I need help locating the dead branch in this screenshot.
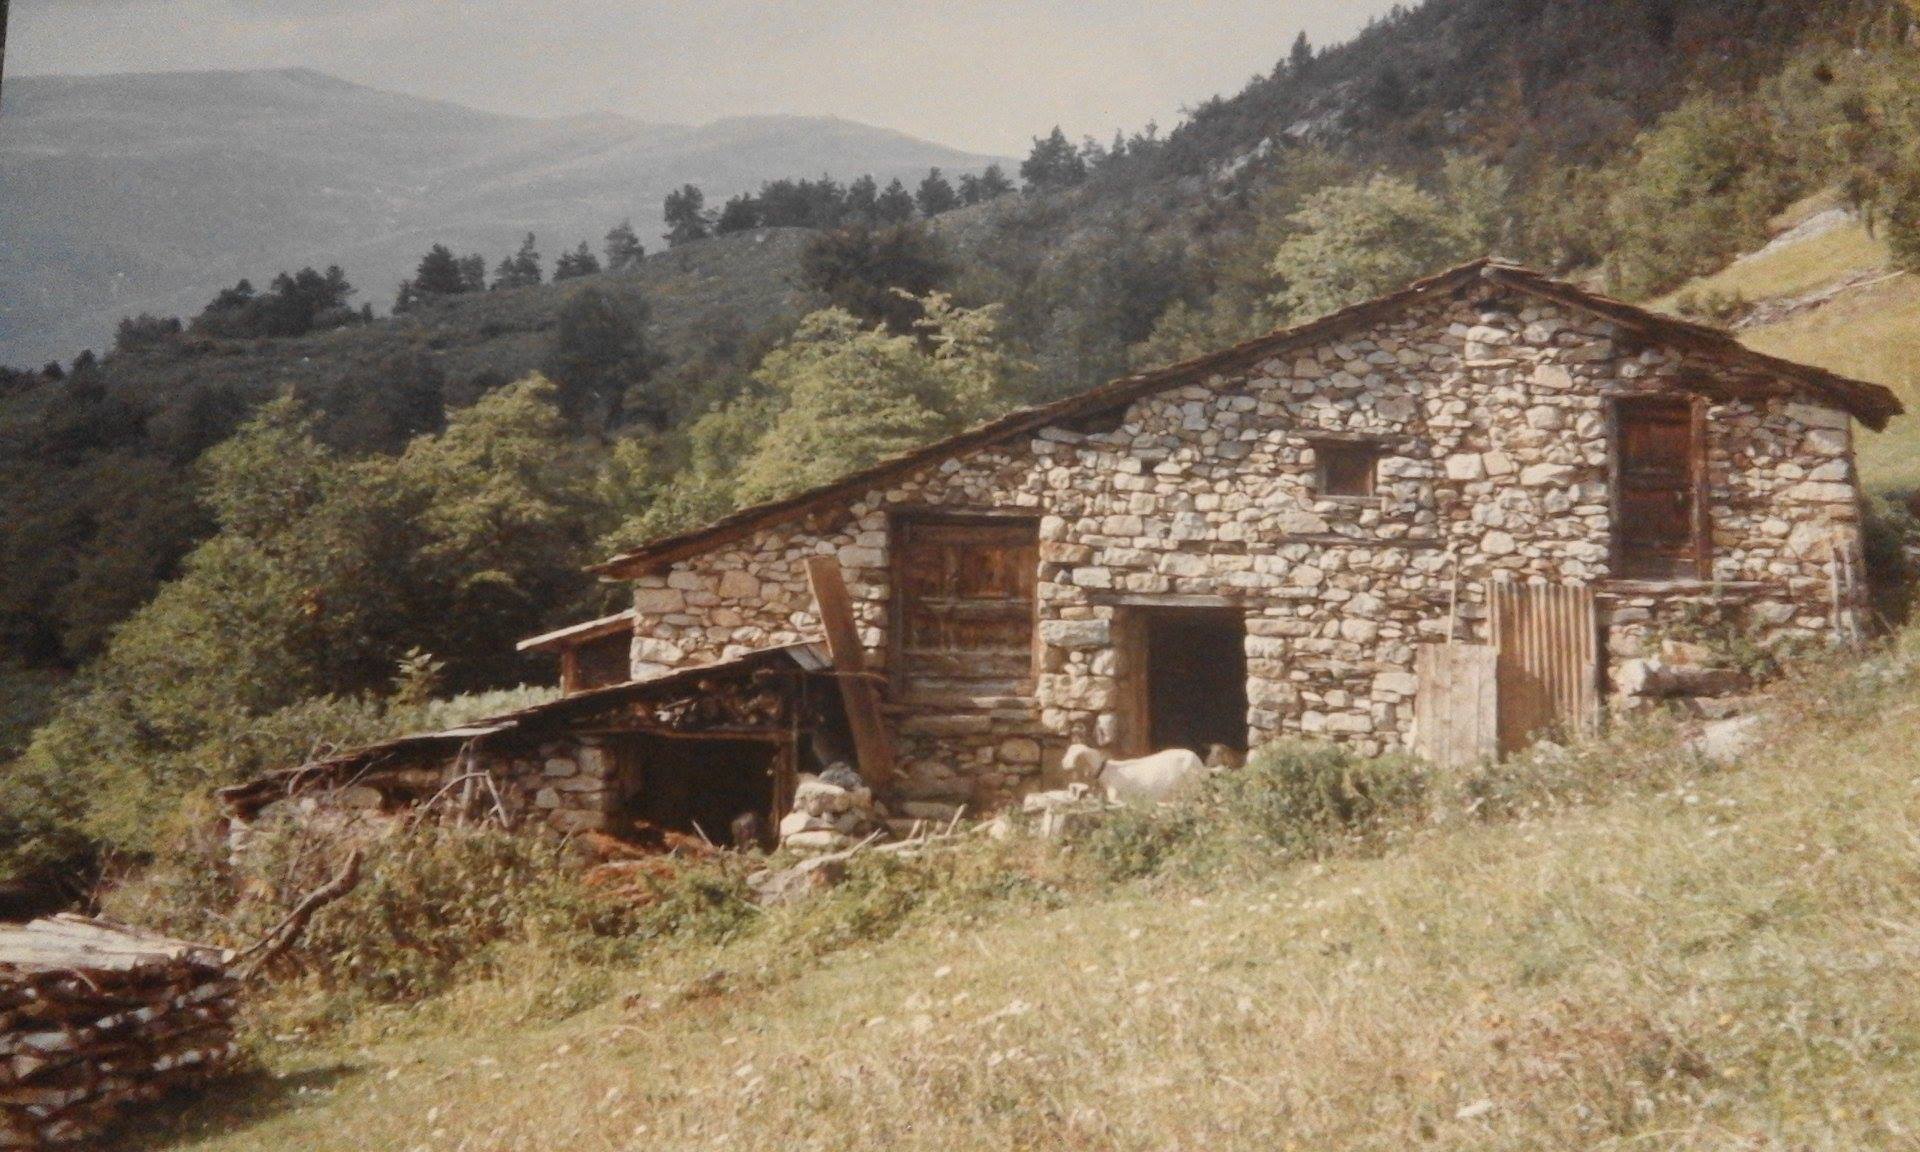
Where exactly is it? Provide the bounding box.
[233,848,363,981]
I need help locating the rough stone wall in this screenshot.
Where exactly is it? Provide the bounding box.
[265,736,617,837]
[626,286,1865,808]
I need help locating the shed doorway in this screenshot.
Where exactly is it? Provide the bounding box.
[611,735,784,850]
[1122,607,1250,757]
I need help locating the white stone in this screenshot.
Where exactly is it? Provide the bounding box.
[1785,402,1850,431]
[1041,619,1111,650]
[780,810,835,837]
[639,642,697,679]
[1520,463,1576,486]
[633,587,686,613]
[1372,671,1419,697]
[718,570,761,599]
[1274,510,1331,534]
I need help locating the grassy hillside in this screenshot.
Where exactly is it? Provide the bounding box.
[114,647,1920,1151]
[1657,198,1920,491]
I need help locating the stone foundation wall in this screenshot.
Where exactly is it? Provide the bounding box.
[626,285,1865,808]
[260,736,618,838]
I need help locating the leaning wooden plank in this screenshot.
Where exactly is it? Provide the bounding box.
[804,556,896,788]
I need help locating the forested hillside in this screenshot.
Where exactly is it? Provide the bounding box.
[0,67,1009,366]
[6,0,1920,895]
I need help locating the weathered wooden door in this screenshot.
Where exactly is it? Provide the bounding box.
[893,518,1039,699]
[1615,397,1704,579]
[1489,582,1600,755]
[1412,643,1499,769]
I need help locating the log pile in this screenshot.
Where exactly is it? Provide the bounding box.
[0,916,238,1148]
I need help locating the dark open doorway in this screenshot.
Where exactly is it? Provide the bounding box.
[611,735,781,849]
[1132,607,1250,756]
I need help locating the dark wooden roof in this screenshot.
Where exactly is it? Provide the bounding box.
[516,610,636,654]
[593,259,1902,579]
[217,641,830,818]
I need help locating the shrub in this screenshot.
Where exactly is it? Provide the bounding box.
[1074,741,1427,881]
[1208,740,1428,855]
[1449,717,1695,822]
[1073,803,1203,881]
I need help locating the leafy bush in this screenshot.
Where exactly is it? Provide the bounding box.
[1670,288,1749,326]
[1209,740,1428,855]
[1448,717,1695,822]
[1074,804,1203,881]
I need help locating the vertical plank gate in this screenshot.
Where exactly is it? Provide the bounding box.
[1412,643,1499,769]
[1489,582,1600,756]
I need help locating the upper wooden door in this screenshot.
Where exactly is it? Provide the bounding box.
[893,518,1039,699]
[1615,397,1705,580]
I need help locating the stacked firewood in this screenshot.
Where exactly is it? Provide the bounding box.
[0,916,239,1148]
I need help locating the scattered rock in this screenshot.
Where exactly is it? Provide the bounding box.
[748,855,849,906]
[816,762,865,791]
[1692,713,1765,765]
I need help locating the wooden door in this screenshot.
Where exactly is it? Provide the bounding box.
[1615,398,1704,579]
[1489,582,1600,756]
[894,518,1039,698]
[1413,643,1498,768]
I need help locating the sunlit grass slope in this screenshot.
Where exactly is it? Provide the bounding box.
[1655,201,1920,492]
[1744,273,1920,489]
[125,647,1920,1152]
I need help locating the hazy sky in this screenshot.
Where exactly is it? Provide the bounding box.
[4,1,1400,153]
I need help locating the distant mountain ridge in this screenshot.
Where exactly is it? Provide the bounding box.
[0,67,1010,365]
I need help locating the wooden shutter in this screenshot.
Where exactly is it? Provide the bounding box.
[895,519,1038,698]
[1615,398,1704,579]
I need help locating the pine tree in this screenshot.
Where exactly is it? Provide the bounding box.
[553,240,602,280]
[875,178,916,224]
[845,175,880,222]
[458,254,488,293]
[663,185,713,246]
[604,220,646,270]
[1020,127,1087,190]
[1289,31,1314,73]
[493,234,543,289]
[915,168,960,217]
[977,164,1015,200]
[543,287,664,430]
[715,194,762,234]
[411,244,468,298]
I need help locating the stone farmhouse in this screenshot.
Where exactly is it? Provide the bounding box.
[221,260,1901,850]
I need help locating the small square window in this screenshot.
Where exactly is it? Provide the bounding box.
[1316,443,1379,498]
